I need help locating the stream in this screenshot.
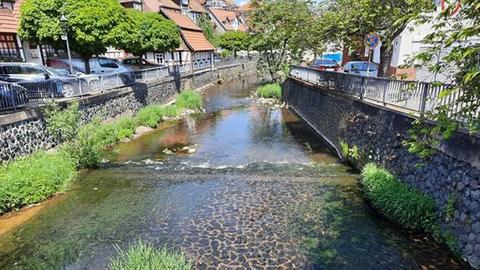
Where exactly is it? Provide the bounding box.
[0,77,469,269]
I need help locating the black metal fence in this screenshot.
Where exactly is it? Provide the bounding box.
[289,65,465,117]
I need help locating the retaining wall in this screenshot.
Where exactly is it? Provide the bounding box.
[0,62,256,161]
[284,77,480,269]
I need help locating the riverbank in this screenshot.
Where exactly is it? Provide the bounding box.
[0,89,203,218]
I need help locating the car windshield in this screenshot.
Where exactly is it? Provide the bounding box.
[313,59,337,66]
[350,62,378,71]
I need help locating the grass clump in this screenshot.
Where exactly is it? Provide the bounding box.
[256,83,282,99]
[360,163,436,231]
[135,105,179,128]
[176,90,203,110]
[109,241,192,270]
[0,150,77,213]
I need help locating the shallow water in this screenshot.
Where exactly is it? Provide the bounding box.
[0,77,469,269]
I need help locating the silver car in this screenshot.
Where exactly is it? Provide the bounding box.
[343,61,379,77]
[0,62,83,97]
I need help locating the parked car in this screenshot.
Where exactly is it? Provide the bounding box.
[121,57,164,71]
[343,61,379,77]
[0,62,84,97]
[47,57,135,85]
[309,58,341,71]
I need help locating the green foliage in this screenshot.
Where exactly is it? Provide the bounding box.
[135,105,180,128]
[43,101,80,142]
[405,0,480,156]
[256,83,282,99]
[176,90,203,111]
[445,194,457,221]
[220,50,231,58]
[63,116,137,168]
[109,241,192,270]
[316,0,433,75]
[0,150,77,213]
[135,105,165,128]
[217,31,250,57]
[20,0,128,73]
[249,0,317,80]
[113,10,180,58]
[115,117,136,140]
[62,120,103,169]
[198,14,218,46]
[360,163,436,231]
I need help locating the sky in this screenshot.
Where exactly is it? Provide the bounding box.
[235,0,249,6]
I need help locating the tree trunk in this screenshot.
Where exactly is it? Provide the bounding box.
[83,57,91,74]
[139,54,143,70]
[378,46,392,78]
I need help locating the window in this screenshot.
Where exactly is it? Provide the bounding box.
[155,53,164,64]
[0,65,44,75]
[0,33,21,61]
[98,58,118,68]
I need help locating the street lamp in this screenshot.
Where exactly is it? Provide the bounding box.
[60,15,74,74]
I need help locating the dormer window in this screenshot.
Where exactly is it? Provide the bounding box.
[0,0,15,10]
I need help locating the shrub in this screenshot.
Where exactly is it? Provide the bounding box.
[256,83,282,99]
[0,150,77,213]
[114,116,136,140]
[360,163,436,231]
[135,105,164,128]
[43,101,80,141]
[176,90,203,111]
[109,241,192,270]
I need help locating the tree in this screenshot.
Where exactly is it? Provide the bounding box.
[198,14,219,46]
[112,10,180,68]
[404,0,480,157]
[249,0,317,81]
[317,0,434,76]
[19,0,127,73]
[217,31,250,57]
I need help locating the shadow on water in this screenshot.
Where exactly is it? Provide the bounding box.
[0,76,470,269]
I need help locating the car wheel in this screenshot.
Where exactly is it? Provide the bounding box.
[63,84,76,98]
[89,80,100,92]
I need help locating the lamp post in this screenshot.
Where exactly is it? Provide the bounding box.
[60,15,74,74]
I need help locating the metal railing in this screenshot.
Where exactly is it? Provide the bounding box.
[0,58,248,112]
[289,65,465,117]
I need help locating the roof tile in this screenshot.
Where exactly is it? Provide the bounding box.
[181,29,215,51]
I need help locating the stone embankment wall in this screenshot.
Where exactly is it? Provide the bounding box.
[283,77,480,269]
[0,62,256,161]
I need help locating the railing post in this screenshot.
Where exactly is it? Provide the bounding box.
[360,77,365,100]
[419,83,429,116]
[78,78,83,97]
[382,81,387,106]
[51,80,55,100]
[100,76,104,92]
[9,84,16,112]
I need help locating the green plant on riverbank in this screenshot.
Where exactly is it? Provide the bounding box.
[0,90,205,214]
[44,101,80,141]
[0,150,77,213]
[360,163,436,231]
[135,105,179,128]
[256,83,282,99]
[176,90,203,110]
[109,241,192,270]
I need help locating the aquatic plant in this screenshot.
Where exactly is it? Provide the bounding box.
[360,163,436,231]
[0,150,77,213]
[256,83,282,99]
[176,90,203,111]
[109,241,192,270]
